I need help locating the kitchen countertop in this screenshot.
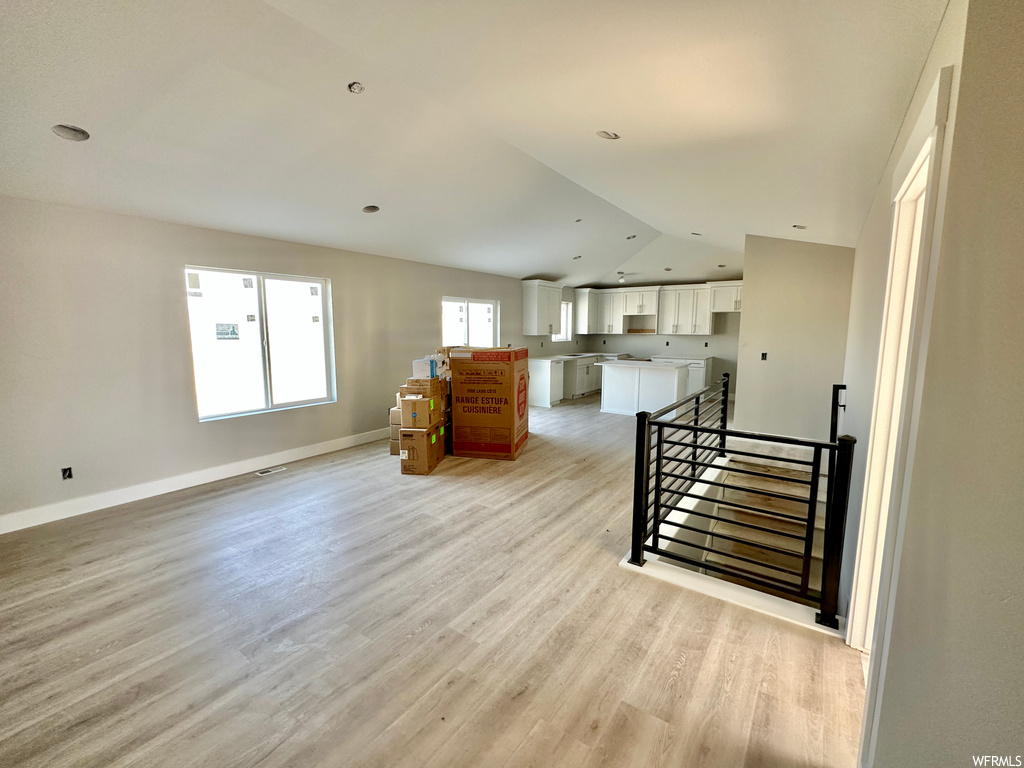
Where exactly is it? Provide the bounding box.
[596,358,691,368]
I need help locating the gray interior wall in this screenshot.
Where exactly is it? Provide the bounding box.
[731,236,854,441]
[872,0,1024,764]
[839,0,967,620]
[0,195,532,518]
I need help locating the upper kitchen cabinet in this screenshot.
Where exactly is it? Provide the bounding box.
[596,290,625,334]
[622,288,658,316]
[574,288,600,335]
[658,286,712,335]
[709,280,743,313]
[523,279,563,335]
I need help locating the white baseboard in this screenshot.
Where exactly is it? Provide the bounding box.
[619,552,845,639]
[0,428,390,536]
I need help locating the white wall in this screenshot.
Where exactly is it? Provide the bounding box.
[0,195,533,525]
[871,0,1024,764]
[732,235,854,440]
[840,0,968,621]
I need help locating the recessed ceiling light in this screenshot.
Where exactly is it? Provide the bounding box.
[52,124,89,141]
[574,218,582,223]
[792,224,808,230]
[348,82,365,94]
[664,268,672,272]
[362,205,379,213]
[616,271,625,275]
[718,264,727,268]
[626,234,637,240]
[572,255,582,260]
[691,232,703,237]
[596,131,620,140]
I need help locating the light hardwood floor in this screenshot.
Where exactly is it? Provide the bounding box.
[0,396,865,767]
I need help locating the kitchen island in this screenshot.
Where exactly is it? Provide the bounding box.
[596,359,690,416]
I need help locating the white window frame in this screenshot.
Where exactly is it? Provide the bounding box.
[552,301,573,342]
[184,266,336,421]
[441,296,500,347]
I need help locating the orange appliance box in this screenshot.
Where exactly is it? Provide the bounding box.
[450,347,529,461]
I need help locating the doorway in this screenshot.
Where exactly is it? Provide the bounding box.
[852,66,954,766]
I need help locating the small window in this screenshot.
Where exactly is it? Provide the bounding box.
[552,301,573,342]
[184,267,335,420]
[442,297,499,347]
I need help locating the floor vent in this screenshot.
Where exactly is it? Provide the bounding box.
[255,466,287,477]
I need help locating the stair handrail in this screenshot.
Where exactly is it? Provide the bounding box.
[630,375,857,629]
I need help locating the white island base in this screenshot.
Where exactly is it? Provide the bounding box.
[596,360,690,416]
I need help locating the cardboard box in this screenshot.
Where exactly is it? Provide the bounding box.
[400,395,443,429]
[442,419,454,455]
[400,378,444,399]
[412,357,438,379]
[389,406,402,425]
[450,347,529,460]
[399,425,442,475]
[390,424,401,440]
[389,439,401,456]
[434,423,446,466]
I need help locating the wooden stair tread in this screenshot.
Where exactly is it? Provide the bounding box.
[724,471,828,503]
[709,520,823,562]
[726,458,815,482]
[720,487,817,517]
[705,550,823,590]
[716,501,825,532]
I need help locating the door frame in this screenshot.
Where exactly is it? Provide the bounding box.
[855,66,954,765]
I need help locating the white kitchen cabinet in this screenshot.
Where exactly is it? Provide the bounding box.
[710,281,743,312]
[622,289,658,316]
[523,279,563,335]
[651,356,712,396]
[598,360,690,416]
[596,290,624,334]
[528,358,564,407]
[574,288,600,335]
[561,355,601,399]
[692,287,712,334]
[658,286,712,335]
[577,358,600,396]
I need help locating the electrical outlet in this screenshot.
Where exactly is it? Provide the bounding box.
[540,341,544,347]
[602,339,606,345]
[704,341,709,347]
[61,467,73,480]
[761,352,768,361]
[665,341,670,346]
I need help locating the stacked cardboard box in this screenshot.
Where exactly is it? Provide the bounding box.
[389,355,454,475]
[450,347,529,461]
[389,405,402,455]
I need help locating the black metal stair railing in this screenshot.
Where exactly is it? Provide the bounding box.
[629,374,856,629]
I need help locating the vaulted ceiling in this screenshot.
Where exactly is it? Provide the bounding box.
[0,0,949,286]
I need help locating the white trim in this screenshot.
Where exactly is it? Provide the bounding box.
[0,428,389,536]
[620,553,844,639]
[856,66,953,768]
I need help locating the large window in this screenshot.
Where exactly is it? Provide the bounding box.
[552,301,573,342]
[441,296,499,347]
[184,267,335,420]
